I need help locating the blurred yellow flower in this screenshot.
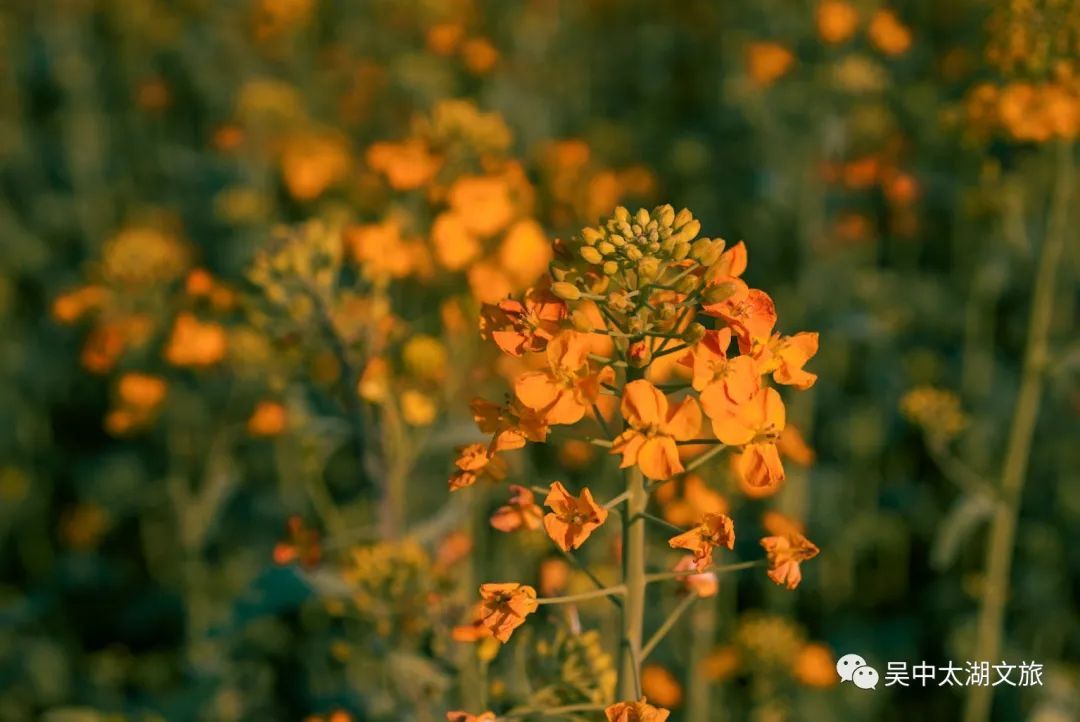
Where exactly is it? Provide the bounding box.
[403,335,449,382]
[164,313,228,367]
[248,401,288,437]
[279,130,352,201]
[401,389,438,426]
[640,665,683,708]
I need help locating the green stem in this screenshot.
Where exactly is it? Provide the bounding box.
[963,142,1074,722]
[682,443,728,473]
[555,547,623,609]
[641,593,697,659]
[645,559,763,584]
[637,511,685,534]
[619,466,647,700]
[537,584,626,605]
[605,490,631,509]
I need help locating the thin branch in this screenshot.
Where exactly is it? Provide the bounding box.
[537,584,626,605]
[645,559,764,584]
[605,490,631,509]
[555,546,622,609]
[682,443,728,473]
[636,512,685,534]
[641,593,697,659]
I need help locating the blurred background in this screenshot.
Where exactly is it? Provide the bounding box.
[1,0,1078,721]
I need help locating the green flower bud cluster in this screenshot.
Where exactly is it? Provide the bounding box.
[560,206,726,294]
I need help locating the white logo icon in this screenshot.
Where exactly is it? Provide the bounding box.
[837,653,879,690]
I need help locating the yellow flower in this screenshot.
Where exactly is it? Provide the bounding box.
[401,389,438,426]
[403,335,448,382]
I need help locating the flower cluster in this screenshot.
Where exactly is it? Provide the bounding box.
[449,206,821,718]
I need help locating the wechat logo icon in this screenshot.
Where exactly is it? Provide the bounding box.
[837,653,879,690]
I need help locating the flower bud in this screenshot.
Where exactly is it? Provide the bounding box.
[551,281,582,301]
[614,206,631,223]
[676,275,700,294]
[703,281,739,304]
[628,340,652,368]
[598,241,616,256]
[683,322,707,345]
[635,207,651,227]
[582,227,603,244]
[637,256,661,283]
[673,240,692,261]
[674,208,693,228]
[656,204,675,227]
[602,260,619,276]
[570,308,595,332]
[580,246,603,264]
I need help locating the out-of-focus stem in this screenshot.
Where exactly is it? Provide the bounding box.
[619,463,646,700]
[963,142,1073,722]
[686,595,717,722]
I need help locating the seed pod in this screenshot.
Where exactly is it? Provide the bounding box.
[551,281,582,301]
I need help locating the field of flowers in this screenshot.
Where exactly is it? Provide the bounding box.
[1,1,1078,721]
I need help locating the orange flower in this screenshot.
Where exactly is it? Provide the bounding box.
[706,241,747,282]
[605,698,671,722]
[641,665,683,708]
[793,643,838,687]
[673,556,719,598]
[365,138,442,190]
[164,313,227,367]
[480,286,567,356]
[542,481,609,551]
[448,175,516,237]
[611,380,702,480]
[471,397,550,451]
[655,473,728,527]
[272,516,321,567]
[432,212,481,271]
[446,712,495,722]
[684,333,761,404]
[461,37,500,75]
[703,288,777,353]
[700,386,785,447]
[816,0,859,44]
[746,42,794,88]
[868,9,911,56]
[116,373,168,411]
[449,442,507,491]
[754,332,819,389]
[735,442,785,489]
[248,401,287,437]
[279,130,351,201]
[451,602,494,642]
[514,332,614,426]
[777,424,815,466]
[478,582,539,642]
[52,285,108,324]
[497,219,552,287]
[761,532,820,590]
[491,485,543,532]
[668,512,735,570]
